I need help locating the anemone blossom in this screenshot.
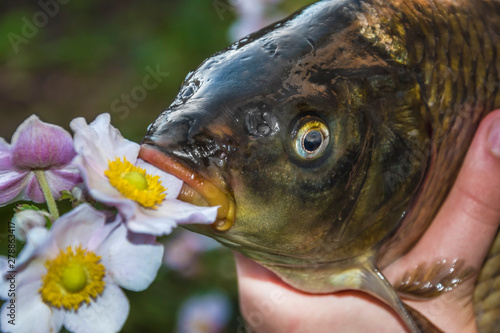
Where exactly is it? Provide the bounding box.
[70,113,218,235]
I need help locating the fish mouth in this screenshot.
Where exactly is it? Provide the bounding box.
[139,144,235,231]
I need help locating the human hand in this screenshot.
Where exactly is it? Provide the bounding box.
[234,110,500,333]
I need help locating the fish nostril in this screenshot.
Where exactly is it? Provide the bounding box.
[141,136,155,146]
[144,111,231,170]
[143,114,196,153]
[182,86,194,99]
[257,124,271,136]
[245,109,279,138]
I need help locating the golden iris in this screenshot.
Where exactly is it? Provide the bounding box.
[294,119,330,159]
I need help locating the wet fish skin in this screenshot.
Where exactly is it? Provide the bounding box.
[141,0,500,331]
[146,0,428,269]
[376,0,500,268]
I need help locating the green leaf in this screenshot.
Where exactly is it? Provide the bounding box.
[59,190,75,201]
[15,204,41,212]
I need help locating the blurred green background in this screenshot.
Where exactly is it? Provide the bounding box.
[0,0,315,332]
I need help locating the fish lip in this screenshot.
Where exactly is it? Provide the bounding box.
[139,144,235,231]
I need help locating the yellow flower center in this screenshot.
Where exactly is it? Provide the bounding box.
[104,157,166,208]
[61,264,87,293]
[122,171,148,190]
[39,245,106,311]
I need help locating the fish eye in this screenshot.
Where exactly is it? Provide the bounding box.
[293,118,330,159]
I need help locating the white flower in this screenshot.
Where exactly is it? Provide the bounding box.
[0,204,163,333]
[70,113,218,235]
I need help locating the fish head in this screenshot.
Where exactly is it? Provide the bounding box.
[140,0,429,292]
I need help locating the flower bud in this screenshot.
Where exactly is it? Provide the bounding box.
[0,115,82,205]
[12,209,49,241]
[71,184,89,204]
[11,115,76,170]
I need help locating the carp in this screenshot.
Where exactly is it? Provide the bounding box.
[140,0,500,331]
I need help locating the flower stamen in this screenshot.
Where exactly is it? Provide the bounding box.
[39,245,105,311]
[105,157,166,208]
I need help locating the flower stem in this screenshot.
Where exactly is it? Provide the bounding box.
[34,170,60,220]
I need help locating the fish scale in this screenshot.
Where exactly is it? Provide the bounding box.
[475,234,500,331]
[373,1,500,330]
[141,0,500,331]
[366,4,492,235]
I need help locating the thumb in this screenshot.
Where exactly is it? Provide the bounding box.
[400,110,500,267]
[385,110,500,332]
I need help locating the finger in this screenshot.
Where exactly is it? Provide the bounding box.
[381,111,500,332]
[400,110,500,266]
[234,253,407,332]
[234,252,281,283]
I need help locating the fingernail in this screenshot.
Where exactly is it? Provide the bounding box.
[488,118,500,157]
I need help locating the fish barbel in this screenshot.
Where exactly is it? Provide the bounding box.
[140,0,500,331]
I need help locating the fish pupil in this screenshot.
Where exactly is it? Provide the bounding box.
[303,130,322,152]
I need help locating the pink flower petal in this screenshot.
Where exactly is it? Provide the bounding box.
[63,279,129,333]
[126,200,218,235]
[71,113,139,168]
[0,262,63,333]
[0,138,11,169]
[11,115,76,170]
[44,166,82,199]
[47,204,112,254]
[24,172,45,203]
[12,260,46,293]
[0,258,46,300]
[125,214,177,235]
[0,169,30,205]
[97,223,163,291]
[86,185,136,219]
[159,199,219,225]
[0,167,81,205]
[0,166,81,205]
[74,151,120,202]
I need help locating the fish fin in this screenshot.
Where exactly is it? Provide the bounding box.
[403,304,444,333]
[474,229,500,332]
[353,260,421,333]
[393,258,475,300]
